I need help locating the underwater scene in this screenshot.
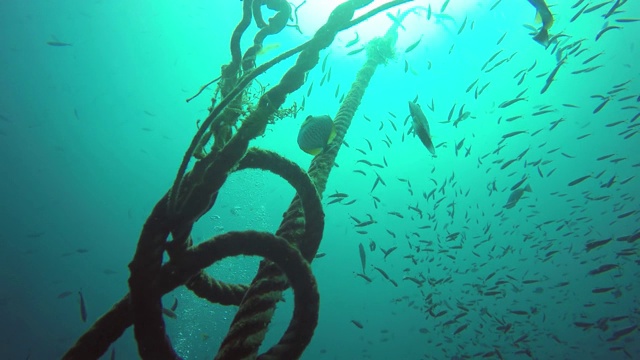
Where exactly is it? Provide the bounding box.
[1,0,639,359]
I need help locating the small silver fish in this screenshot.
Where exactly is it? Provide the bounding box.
[47,41,73,47]
[359,243,366,274]
[162,307,177,319]
[78,291,87,322]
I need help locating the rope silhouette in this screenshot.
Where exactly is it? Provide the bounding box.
[62,0,409,359]
[216,7,409,359]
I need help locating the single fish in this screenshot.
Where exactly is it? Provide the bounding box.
[297,115,336,155]
[359,243,366,274]
[162,307,177,319]
[607,325,638,341]
[57,291,73,299]
[588,264,618,276]
[499,97,526,108]
[527,0,554,46]
[381,246,397,260]
[321,53,330,72]
[306,82,313,97]
[500,158,518,170]
[355,219,376,228]
[47,40,73,47]
[541,56,566,94]
[568,175,590,186]
[570,3,589,23]
[78,291,87,322]
[497,32,507,45]
[574,322,593,329]
[405,35,423,53]
[345,32,359,48]
[454,323,469,335]
[502,130,527,139]
[408,101,436,156]
[458,16,468,35]
[448,103,456,121]
[582,52,603,65]
[441,0,450,13]
[466,78,479,93]
[571,0,586,9]
[593,97,610,114]
[346,47,365,56]
[585,1,615,14]
[595,26,621,41]
[355,273,372,282]
[256,43,280,56]
[403,276,425,287]
[617,210,636,219]
[504,184,532,209]
[509,310,529,315]
[373,266,390,280]
[592,287,616,293]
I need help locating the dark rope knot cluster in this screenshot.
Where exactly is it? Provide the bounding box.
[63,0,410,359]
[63,149,323,360]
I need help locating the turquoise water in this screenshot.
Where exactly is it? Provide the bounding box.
[0,0,639,359]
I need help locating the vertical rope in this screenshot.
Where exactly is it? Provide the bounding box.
[216,23,398,360]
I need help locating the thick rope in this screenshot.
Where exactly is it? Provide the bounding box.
[62,0,409,358]
[63,149,323,359]
[216,4,402,360]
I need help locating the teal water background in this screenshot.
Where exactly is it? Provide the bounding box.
[0,0,639,359]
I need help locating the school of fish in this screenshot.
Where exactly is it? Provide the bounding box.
[302,0,639,358]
